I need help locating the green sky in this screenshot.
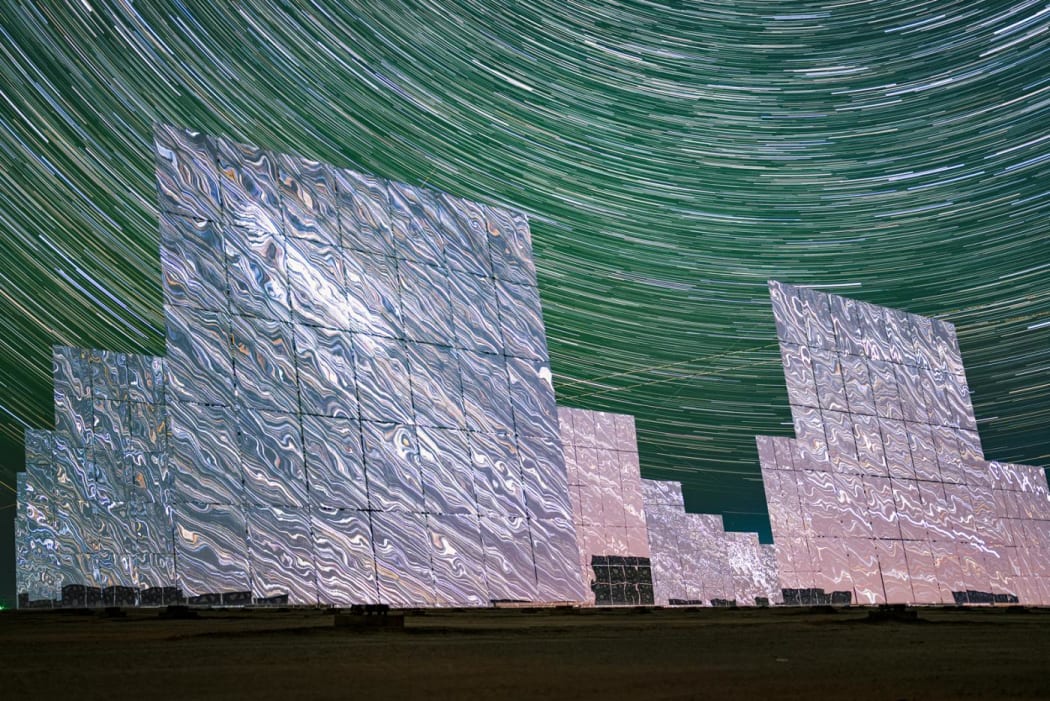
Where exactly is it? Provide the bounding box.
[1,0,1048,605]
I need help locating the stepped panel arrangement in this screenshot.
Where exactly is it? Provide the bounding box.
[643,479,780,606]
[759,281,1050,605]
[15,125,588,607]
[558,407,653,605]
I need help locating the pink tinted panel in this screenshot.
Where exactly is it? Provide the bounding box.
[875,539,914,604]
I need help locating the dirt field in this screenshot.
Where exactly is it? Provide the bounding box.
[3,605,1049,700]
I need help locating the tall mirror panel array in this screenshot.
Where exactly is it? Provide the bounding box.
[759,281,1050,605]
[14,125,588,607]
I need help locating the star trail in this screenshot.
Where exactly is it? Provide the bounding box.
[0,1,1048,602]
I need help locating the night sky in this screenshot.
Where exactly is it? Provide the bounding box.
[1,1,1048,606]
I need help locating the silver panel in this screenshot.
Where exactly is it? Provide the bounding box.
[594,412,617,450]
[798,470,839,536]
[372,510,437,606]
[822,409,859,474]
[53,433,92,502]
[152,123,222,221]
[437,193,491,276]
[127,451,170,505]
[276,152,339,247]
[880,417,916,481]
[863,475,902,540]
[780,343,818,408]
[918,480,951,540]
[902,540,942,604]
[164,305,234,406]
[614,413,637,452]
[311,507,378,605]
[469,431,525,517]
[398,259,455,345]
[846,537,884,604]
[167,401,243,505]
[482,204,536,286]
[159,212,228,313]
[479,515,538,601]
[640,478,685,508]
[25,428,53,465]
[894,363,930,425]
[792,405,828,465]
[448,270,504,354]
[127,401,166,453]
[342,249,402,338]
[802,287,837,351]
[387,181,445,264]
[293,323,358,419]
[597,449,626,528]
[458,350,514,434]
[906,421,941,482]
[333,167,394,256]
[427,512,488,606]
[127,501,172,554]
[302,414,368,510]
[353,334,413,424]
[361,421,423,512]
[238,409,307,508]
[285,237,348,329]
[931,424,964,483]
[126,355,164,406]
[619,451,647,530]
[90,349,127,401]
[519,435,572,522]
[840,354,876,415]
[891,478,928,541]
[247,505,317,604]
[172,502,250,597]
[53,345,92,403]
[932,319,966,376]
[223,220,290,322]
[852,413,888,476]
[134,552,176,590]
[214,137,283,233]
[868,358,903,420]
[768,280,806,346]
[831,291,865,356]
[836,473,872,539]
[230,314,298,412]
[874,539,914,604]
[54,388,92,449]
[496,278,549,361]
[406,341,464,429]
[529,520,588,604]
[506,357,559,439]
[811,349,849,413]
[416,426,476,515]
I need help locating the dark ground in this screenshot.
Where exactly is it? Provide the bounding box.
[3,605,1049,700]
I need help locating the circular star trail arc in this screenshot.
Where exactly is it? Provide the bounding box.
[0,1,1048,577]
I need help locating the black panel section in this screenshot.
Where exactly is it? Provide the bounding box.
[782,588,834,605]
[591,555,655,606]
[830,590,853,605]
[141,587,184,606]
[222,591,253,605]
[104,586,139,607]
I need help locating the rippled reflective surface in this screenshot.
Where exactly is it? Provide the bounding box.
[760,283,1050,605]
[16,127,591,607]
[642,478,780,606]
